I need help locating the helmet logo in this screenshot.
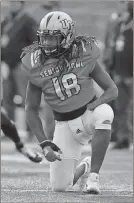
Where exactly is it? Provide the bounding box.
[60,19,74,31]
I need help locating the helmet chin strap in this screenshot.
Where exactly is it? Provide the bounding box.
[45,48,57,54]
[41,46,70,58]
[39,35,73,58]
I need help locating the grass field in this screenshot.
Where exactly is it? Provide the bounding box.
[1,139,133,203]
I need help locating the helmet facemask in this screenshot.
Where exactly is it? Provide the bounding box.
[37,30,66,57]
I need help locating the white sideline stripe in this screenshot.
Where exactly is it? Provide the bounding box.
[2,169,49,173]
[1,155,49,164]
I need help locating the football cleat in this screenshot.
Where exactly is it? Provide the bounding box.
[17,145,43,163]
[77,156,91,191]
[84,172,100,194]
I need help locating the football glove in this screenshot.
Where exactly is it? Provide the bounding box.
[17,145,43,163]
[39,140,62,162]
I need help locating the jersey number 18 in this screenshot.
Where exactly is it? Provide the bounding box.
[52,73,81,101]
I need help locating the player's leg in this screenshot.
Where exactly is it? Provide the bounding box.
[113,80,132,149]
[1,108,42,163]
[84,104,114,194]
[67,116,93,188]
[50,120,83,192]
[1,108,22,146]
[73,156,91,191]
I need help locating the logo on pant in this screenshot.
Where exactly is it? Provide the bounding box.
[76,129,83,134]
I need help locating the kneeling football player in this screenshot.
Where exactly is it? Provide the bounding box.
[21,11,118,193]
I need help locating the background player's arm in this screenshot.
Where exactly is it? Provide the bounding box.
[25,81,48,143]
[88,60,118,110]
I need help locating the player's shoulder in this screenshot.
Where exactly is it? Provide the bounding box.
[73,36,100,60]
[81,36,100,60]
[21,48,41,72]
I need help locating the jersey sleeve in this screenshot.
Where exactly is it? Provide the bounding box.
[84,40,100,74]
[21,49,41,73]
[91,40,100,61]
[21,53,32,73]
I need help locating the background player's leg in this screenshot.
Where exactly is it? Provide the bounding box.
[1,109,42,163]
[1,110,23,147]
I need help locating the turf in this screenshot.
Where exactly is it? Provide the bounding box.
[1,140,133,203]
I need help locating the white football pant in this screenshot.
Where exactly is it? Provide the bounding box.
[50,103,114,191]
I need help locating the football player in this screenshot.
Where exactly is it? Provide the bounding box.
[21,11,118,194]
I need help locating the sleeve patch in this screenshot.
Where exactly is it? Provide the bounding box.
[30,50,41,67]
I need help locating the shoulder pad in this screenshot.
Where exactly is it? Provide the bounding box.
[21,49,41,71]
[83,39,100,60]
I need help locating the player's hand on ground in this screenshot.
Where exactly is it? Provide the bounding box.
[43,146,62,162]
[17,146,43,163]
[39,140,62,162]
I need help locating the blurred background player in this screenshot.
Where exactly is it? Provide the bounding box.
[1,65,42,163]
[1,108,42,163]
[1,1,60,140]
[103,1,133,149]
[1,1,37,138]
[113,1,133,149]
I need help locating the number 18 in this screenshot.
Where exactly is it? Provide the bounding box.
[52,73,81,101]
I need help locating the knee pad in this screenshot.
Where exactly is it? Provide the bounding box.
[93,104,114,130]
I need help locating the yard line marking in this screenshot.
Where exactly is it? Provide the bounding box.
[1,170,132,174]
[1,189,133,196]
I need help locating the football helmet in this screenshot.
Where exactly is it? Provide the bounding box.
[37,11,75,57]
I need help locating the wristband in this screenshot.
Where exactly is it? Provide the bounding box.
[39,140,50,149]
[39,140,60,152]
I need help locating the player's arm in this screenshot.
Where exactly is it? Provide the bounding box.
[88,60,118,110]
[25,81,46,143]
[25,81,62,162]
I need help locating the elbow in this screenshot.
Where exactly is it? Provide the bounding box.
[112,86,118,99]
[25,105,31,122]
[25,104,30,115]
[25,105,39,119]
